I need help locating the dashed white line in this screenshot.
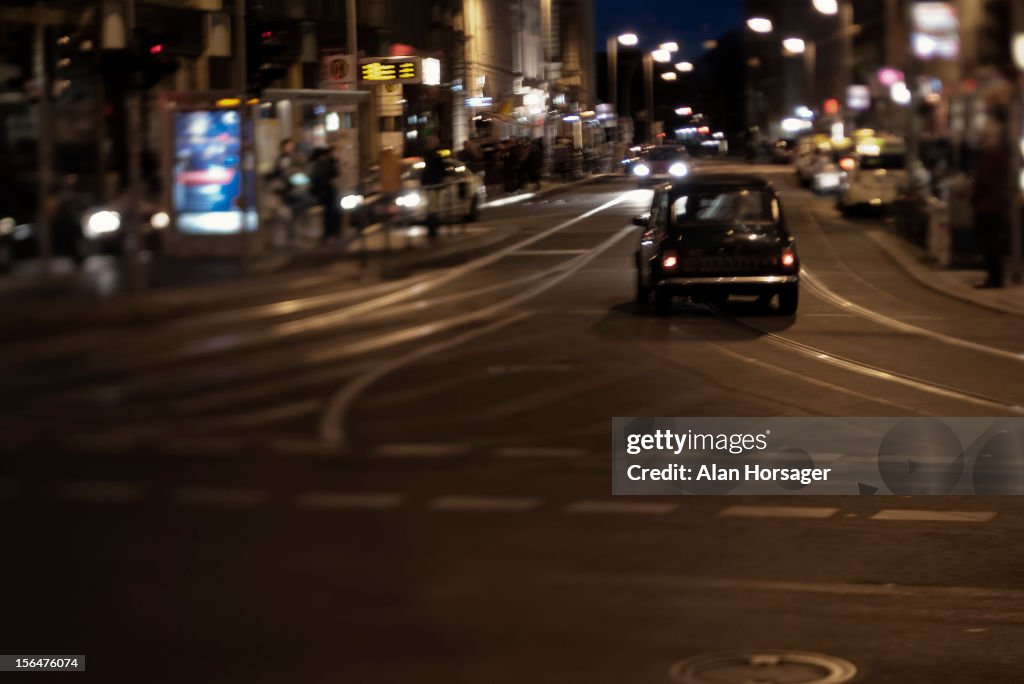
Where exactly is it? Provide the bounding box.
[870,509,997,523]
[295,492,403,511]
[494,446,588,459]
[374,443,472,458]
[174,485,269,508]
[428,495,541,512]
[55,481,147,504]
[565,500,678,515]
[720,505,840,519]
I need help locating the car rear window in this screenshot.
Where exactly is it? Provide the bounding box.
[671,189,774,226]
[860,154,904,170]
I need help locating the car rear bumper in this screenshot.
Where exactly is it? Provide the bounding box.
[658,274,798,295]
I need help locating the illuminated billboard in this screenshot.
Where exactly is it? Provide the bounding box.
[173,109,250,234]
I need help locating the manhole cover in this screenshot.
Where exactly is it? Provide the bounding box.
[669,650,857,684]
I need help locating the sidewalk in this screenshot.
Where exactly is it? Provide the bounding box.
[0,173,610,334]
[866,229,1024,317]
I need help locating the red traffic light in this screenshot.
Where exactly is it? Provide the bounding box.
[261,31,273,39]
[823,98,840,115]
[149,44,163,55]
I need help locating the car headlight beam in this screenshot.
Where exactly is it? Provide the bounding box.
[83,210,121,239]
[669,162,688,177]
[340,194,364,210]
[397,192,422,208]
[633,163,651,177]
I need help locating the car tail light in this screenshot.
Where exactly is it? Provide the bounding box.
[839,157,856,172]
[781,248,796,269]
[662,251,678,270]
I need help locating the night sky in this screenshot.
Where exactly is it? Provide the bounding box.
[593,0,745,59]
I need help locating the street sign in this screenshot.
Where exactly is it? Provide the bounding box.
[321,53,356,90]
[359,56,422,84]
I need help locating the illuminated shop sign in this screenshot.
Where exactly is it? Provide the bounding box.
[359,57,421,83]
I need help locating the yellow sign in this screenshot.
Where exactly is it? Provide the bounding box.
[359,57,421,84]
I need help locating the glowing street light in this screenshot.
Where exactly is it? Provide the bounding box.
[746,17,773,33]
[651,48,672,63]
[675,61,694,72]
[661,71,678,81]
[618,32,639,47]
[813,0,839,15]
[675,106,693,116]
[782,38,806,55]
[659,41,679,53]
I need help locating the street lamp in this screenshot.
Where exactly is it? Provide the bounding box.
[607,32,640,113]
[746,17,773,33]
[651,48,672,63]
[782,38,806,55]
[675,61,694,72]
[618,32,638,47]
[661,72,677,81]
[659,42,679,53]
[812,0,838,16]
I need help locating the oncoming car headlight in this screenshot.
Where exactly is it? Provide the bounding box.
[396,192,422,208]
[669,162,688,177]
[633,163,651,177]
[340,194,364,210]
[83,210,121,239]
[150,211,170,230]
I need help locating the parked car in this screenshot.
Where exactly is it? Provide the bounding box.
[342,156,485,228]
[634,174,800,316]
[837,138,907,214]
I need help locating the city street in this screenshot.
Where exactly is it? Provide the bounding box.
[2,162,1024,681]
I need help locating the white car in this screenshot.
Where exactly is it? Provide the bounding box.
[837,151,906,214]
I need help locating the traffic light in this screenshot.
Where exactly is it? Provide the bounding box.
[134,28,180,90]
[246,17,289,96]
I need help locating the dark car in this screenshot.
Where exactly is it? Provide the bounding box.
[633,174,800,315]
[630,145,690,184]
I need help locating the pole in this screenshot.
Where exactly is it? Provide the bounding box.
[346,0,357,59]
[1010,0,1023,284]
[123,0,145,290]
[643,53,654,144]
[804,40,817,112]
[34,1,54,280]
[234,0,251,268]
[607,37,618,111]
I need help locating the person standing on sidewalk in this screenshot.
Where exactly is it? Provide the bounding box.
[310,147,342,244]
[421,136,446,240]
[971,104,1011,289]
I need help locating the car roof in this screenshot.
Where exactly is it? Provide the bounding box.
[666,173,774,193]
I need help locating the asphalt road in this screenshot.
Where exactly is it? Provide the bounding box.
[2,162,1024,682]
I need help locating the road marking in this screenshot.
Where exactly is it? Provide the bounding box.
[320,223,638,448]
[174,485,268,508]
[719,505,839,519]
[55,481,146,504]
[510,249,590,256]
[565,500,677,515]
[294,492,403,511]
[429,495,541,512]
[374,443,471,458]
[494,446,587,459]
[481,192,537,208]
[870,509,997,523]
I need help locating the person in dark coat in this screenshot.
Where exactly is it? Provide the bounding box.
[420,136,446,240]
[310,147,341,243]
[972,108,1011,288]
[526,138,544,190]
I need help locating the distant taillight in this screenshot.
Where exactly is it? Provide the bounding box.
[781,249,796,268]
[839,157,856,172]
[662,251,678,270]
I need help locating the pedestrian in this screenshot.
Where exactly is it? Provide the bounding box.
[527,137,544,191]
[269,138,310,243]
[503,139,521,193]
[310,146,341,244]
[421,136,446,240]
[971,105,1011,289]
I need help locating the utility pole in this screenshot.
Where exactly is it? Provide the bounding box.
[1010,0,1023,284]
[34,0,54,280]
[234,0,251,268]
[643,53,653,143]
[123,0,145,290]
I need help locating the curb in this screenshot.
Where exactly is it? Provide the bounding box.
[865,229,1024,317]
